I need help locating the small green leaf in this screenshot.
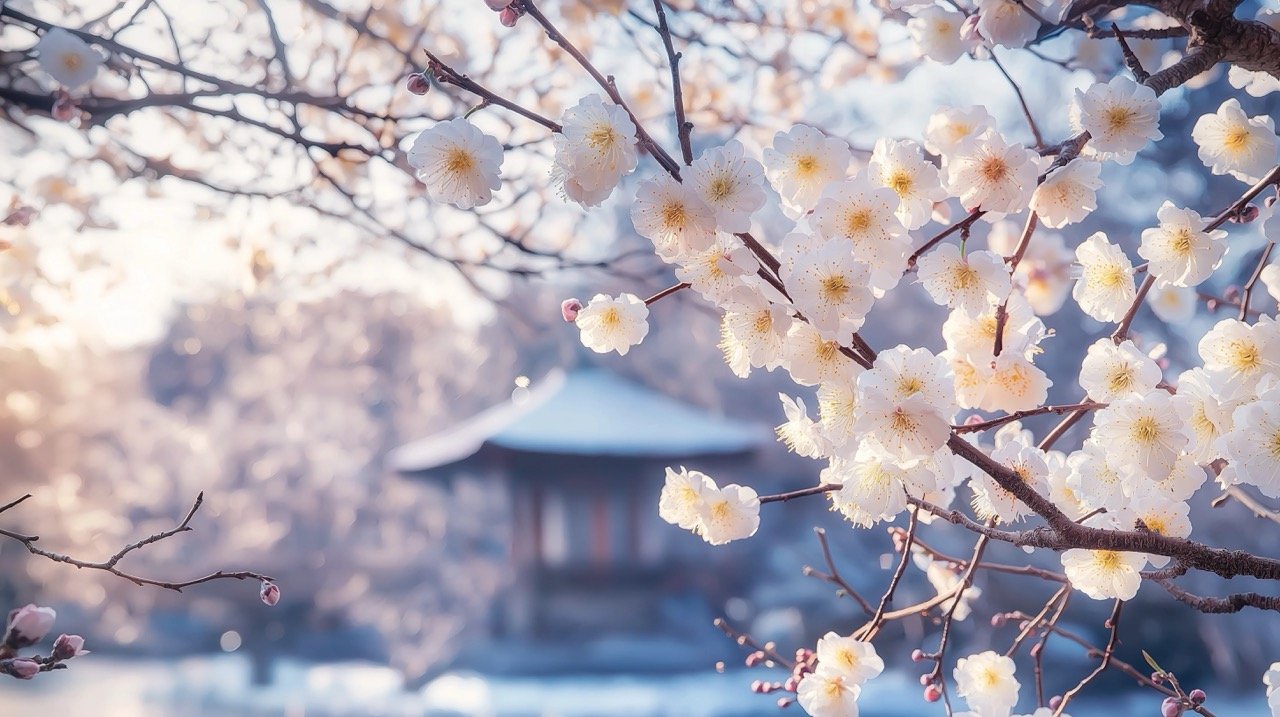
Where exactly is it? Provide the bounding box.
[1141,650,1165,674]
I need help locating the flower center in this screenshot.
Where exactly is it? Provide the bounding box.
[1224,127,1251,151]
[586,125,618,149]
[1104,106,1136,132]
[980,157,1008,182]
[1107,367,1135,394]
[600,307,621,327]
[709,176,734,201]
[661,201,688,229]
[888,170,913,196]
[1095,550,1123,571]
[1227,340,1260,371]
[61,52,84,72]
[844,209,873,235]
[444,148,475,174]
[1131,416,1160,444]
[822,274,852,301]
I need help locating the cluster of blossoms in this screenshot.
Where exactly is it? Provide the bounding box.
[0,605,88,680]
[658,467,760,546]
[404,1,1280,713]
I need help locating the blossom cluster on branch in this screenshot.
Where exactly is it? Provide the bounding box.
[405,0,1280,713]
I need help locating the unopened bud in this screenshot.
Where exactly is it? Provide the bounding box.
[405,73,430,96]
[561,298,582,322]
[260,581,281,607]
[49,92,76,122]
[1229,204,1260,223]
[4,605,56,649]
[1161,696,1184,717]
[2,658,39,680]
[1189,689,1206,704]
[499,6,520,26]
[51,634,88,661]
[923,684,942,702]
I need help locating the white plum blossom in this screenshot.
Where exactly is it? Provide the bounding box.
[980,350,1053,413]
[687,140,768,233]
[574,293,650,355]
[854,392,951,462]
[1262,264,1280,304]
[782,239,875,344]
[1072,76,1163,164]
[783,321,860,387]
[1172,367,1237,464]
[407,119,504,209]
[924,106,996,159]
[764,125,852,215]
[1191,98,1279,184]
[719,293,791,378]
[858,344,957,416]
[631,175,717,261]
[812,178,909,294]
[826,444,911,526]
[814,632,884,685]
[944,130,1041,216]
[908,6,973,64]
[1198,318,1280,394]
[36,28,103,89]
[1138,202,1228,287]
[974,0,1040,48]
[1030,159,1103,228]
[1149,281,1197,324]
[1062,548,1146,600]
[1078,338,1161,402]
[695,483,761,545]
[971,438,1050,523]
[1091,392,1190,481]
[777,394,830,458]
[797,666,864,717]
[954,651,1020,717]
[1066,440,1133,512]
[1122,493,1192,567]
[918,245,1012,314]
[1219,386,1280,498]
[1073,232,1136,322]
[659,466,715,530]
[868,138,947,230]
[554,95,639,201]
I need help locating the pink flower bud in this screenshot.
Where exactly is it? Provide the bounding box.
[485,0,513,9]
[1189,689,1206,704]
[499,6,520,26]
[260,581,281,607]
[560,298,582,322]
[51,95,77,122]
[405,73,430,96]
[923,684,942,702]
[2,658,39,680]
[1229,204,1260,223]
[51,634,88,661]
[1161,696,1184,717]
[5,605,56,649]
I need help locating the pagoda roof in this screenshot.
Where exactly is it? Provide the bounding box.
[390,369,768,472]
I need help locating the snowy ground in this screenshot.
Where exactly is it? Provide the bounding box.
[0,656,1266,716]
